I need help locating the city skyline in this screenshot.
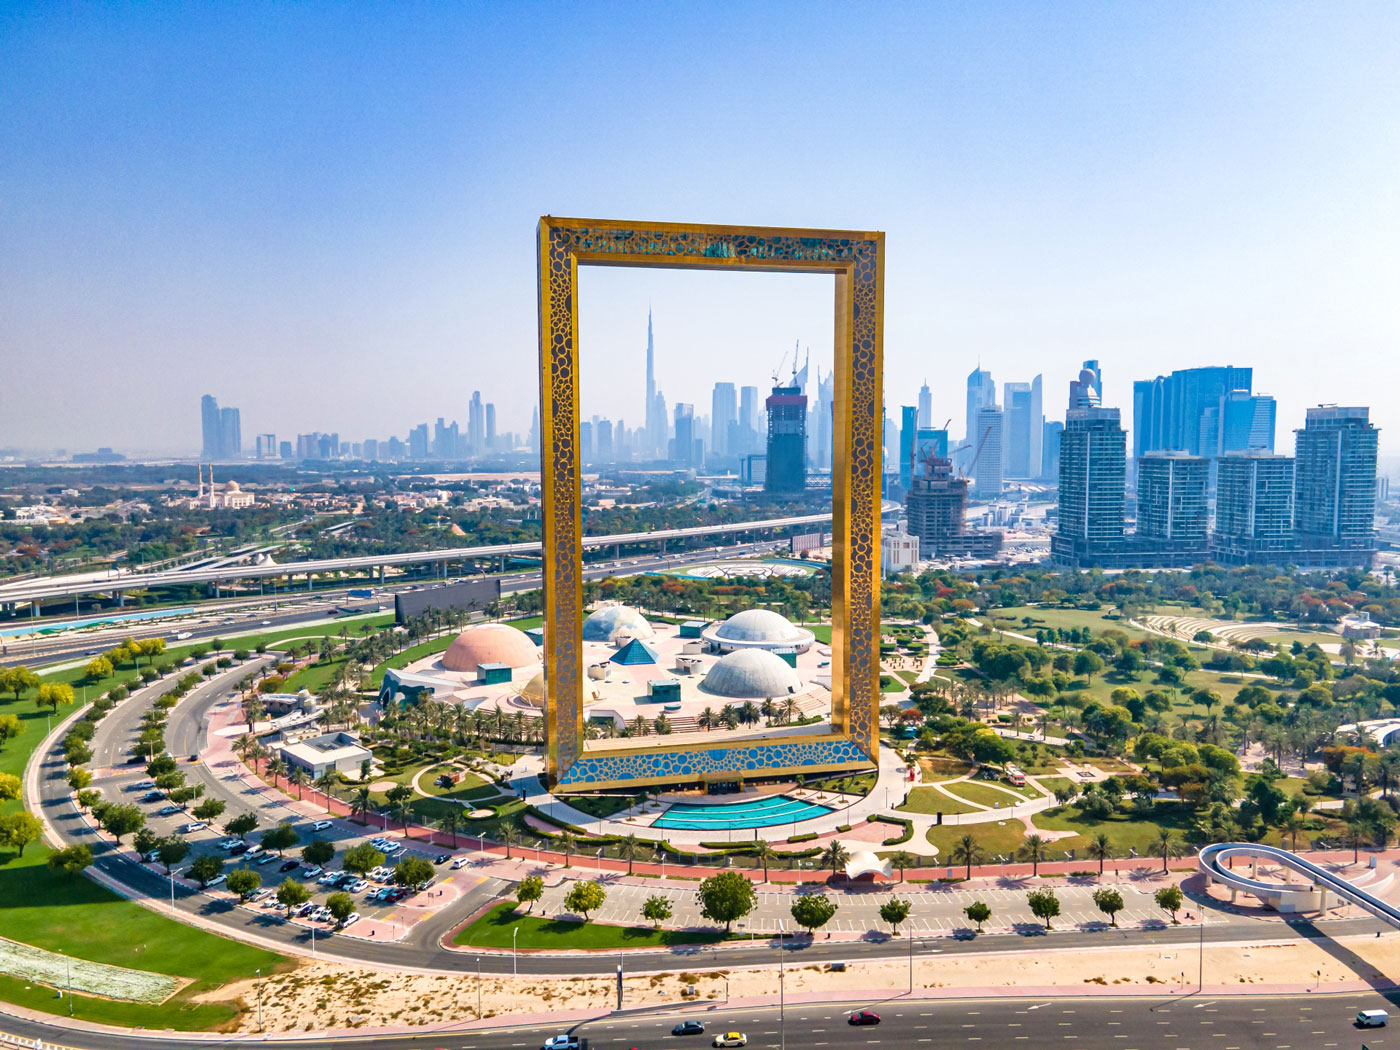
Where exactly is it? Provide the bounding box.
[4,5,1399,454]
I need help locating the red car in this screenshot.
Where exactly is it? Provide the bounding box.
[849,1010,880,1026]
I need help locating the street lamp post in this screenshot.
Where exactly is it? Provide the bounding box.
[255,968,263,1032]
[477,956,482,1018]
[1197,903,1205,992]
[908,931,914,993]
[777,921,786,1050]
[513,926,518,976]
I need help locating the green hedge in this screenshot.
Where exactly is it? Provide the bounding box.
[787,831,818,843]
[869,813,914,845]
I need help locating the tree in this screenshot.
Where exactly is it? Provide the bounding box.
[437,809,459,848]
[326,891,356,926]
[695,870,756,932]
[820,839,851,875]
[1154,884,1185,924]
[642,894,674,928]
[277,878,311,912]
[97,802,145,845]
[879,897,912,935]
[950,833,987,879]
[1018,834,1052,876]
[618,833,643,875]
[563,879,606,920]
[157,836,191,874]
[394,856,435,888]
[188,855,224,887]
[1026,888,1061,929]
[226,868,262,901]
[0,666,40,703]
[67,766,93,791]
[1086,832,1115,875]
[342,842,385,875]
[84,655,114,681]
[260,821,300,856]
[1092,887,1124,927]
[47,843,93,879]
[193,797,226,822]
[888,850,917,883]
[134,826,159,856]
[36,682,75,715]
[1154,828,1187,872]
[516,874,544,913]
[790,893,839,936]
[0,713,23,749]
[1073,651,1105,683]
[0,812,41,856]
[964,900,991,932]
[225,812,258,838]
[314,770,339,811]
[753,839,780,881]
[302,839,335,866]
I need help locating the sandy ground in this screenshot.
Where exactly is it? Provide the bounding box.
[200,934,1400,1032]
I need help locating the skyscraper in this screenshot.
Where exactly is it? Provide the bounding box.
[814,368,834,470]
[1136,452,1210,548]
[904,446,1003,559]
[218,407,241,459]
[468,391,484,453]
[528,406,540,452]
[1068,362,1102,413]
[898,406,917,489]
[739,385,759,453]
[1212,452,1295,565]
[1219,390,1277,454]
[255,433,277,459]
[595,418,613,462]
[917,381,933,428]
[200,395,221,458]
[670,404,699,467]
[711,382,736,459]
[1132,366,1268,458]
[764,379,807,493]
[971,403,1004,500]
[1052,406,1126,567]
[485,403,497,452]
[1002,376,1043,478]
[961,367,996,472]
[1292,405,1378,567]
[1041,420,1063,480]
[644,309,659,456]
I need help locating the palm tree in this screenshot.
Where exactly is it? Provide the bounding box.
[753,840,779,881]
[618,834,643,875]
[557,830,577,867]
[820,840,852,876]
[950,834,986,880]
[1347,815,1368,864]
[1279,813,1307,853]
[287,767,308,801]
[394,797,415,838]
[500,825,517,860]
[233,733,256,766]
[314,770,338,812]
[699,707,717,732]
[1018,834,1051,876]
[1086,831,1114,875]
[888,850,917,883]
[439,810,460,848]
[265,757,288,789]
[1155,828,1187,872]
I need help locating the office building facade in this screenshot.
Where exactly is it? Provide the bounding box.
[971,403,1004,499]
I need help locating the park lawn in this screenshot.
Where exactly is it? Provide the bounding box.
[1030,801,1196,855]
[0,845,287,1030]
[985,605,1153,642]
[564,794,640,819]
[807,623,833,645]
[923,818,1026,860]
[418,767,503,804]
[453,901,727,949]
[894,670,920,684]
[1036,776,1078,797]
[918,756,976,782]
[282,652,353,693]
[939,780,1025,809]
[898,786,981,816]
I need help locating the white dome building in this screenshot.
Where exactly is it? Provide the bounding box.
[441,622,539,673]
[701,608,815,654]
[583,605,654,642]
[702,648,802,699]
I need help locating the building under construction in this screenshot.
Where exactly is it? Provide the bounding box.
[904,449,1003,558]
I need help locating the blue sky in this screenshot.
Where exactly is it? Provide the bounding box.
[2,3,1398,454]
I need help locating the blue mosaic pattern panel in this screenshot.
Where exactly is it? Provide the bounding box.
[555,738,869,787]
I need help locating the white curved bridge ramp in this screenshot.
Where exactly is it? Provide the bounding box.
[1199,842,1399,922]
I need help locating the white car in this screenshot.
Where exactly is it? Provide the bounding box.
[311,820,333,831]
[206,873,227,887]
[180,822,207,834]
[318,872,341,885]
[346,879,368,893]
[217,838,242,850]
[256,852,278,865]
[712,1035,747,1048]
[133,780,155,790]
[543,1037,580,1050]
[157,805,180,816]
[341,912,360,927]
[300,866,323,879]
[450,856,470,869]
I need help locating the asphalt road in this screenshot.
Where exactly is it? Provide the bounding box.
[6,991,1400,1050]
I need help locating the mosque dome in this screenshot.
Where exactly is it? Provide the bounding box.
[702,608,815,653]
[583,605,654,642]
[702,648,802,699]
[441,623,539,673]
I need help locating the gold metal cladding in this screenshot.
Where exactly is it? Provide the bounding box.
[536,217,884,788]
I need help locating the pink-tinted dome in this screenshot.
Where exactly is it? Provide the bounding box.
[441,623,539,673]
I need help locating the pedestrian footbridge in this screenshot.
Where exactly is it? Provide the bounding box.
[1199,842,1399,923]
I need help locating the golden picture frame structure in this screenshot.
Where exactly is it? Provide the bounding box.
[536,216,884,790]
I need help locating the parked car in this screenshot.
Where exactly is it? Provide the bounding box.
[180,822,207,834]
[279,860,300,873]
[450,856,470,870]
[206,873,227,886]
[346,879,368,893]
[341,912,360,927]
[141,792,164,803]
[157,805,181,816]
[300,866,323,879]
[133,780,156,790]
[217,838,242,850]
[228,842,250,856]
[256,852,278,865]
[433,854,450,865]
[318,872,341,885]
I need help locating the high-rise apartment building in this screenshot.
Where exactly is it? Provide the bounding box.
[904,450,1003,559]
[1041,421,1063,481]
[278,440,293,460]
[1052,406,1126,567]
[898,406,917,489]
[408,423,429,460]
[1132,366,1272,459]
[200,395,222,459]
[764,380,807,493]
[711,382,736,459]
[814,369,834,470]
[1068,361,1102,412]
[670,404,700,468]
[579,421,593,463]
[485,403,497,452]
[971,403,1004,500]
[255,434,277,459]
[1136,452,1210,549]
[1212,452,1295,565]
[468,391,484,453]
[595,419,613,462]
[1002,376,1043,478]
[218,407,241,459]
[1292,406,1378,567]
[738,385,759,454]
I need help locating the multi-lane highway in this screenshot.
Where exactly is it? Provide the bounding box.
[5,991,1398,1050]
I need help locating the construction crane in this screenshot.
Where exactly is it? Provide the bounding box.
[771,347,788,387]
[965,424,994,478]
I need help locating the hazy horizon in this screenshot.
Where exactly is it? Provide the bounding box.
[3,4,1398,456]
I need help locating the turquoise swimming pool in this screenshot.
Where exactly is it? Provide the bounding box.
[653,794,833,831]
